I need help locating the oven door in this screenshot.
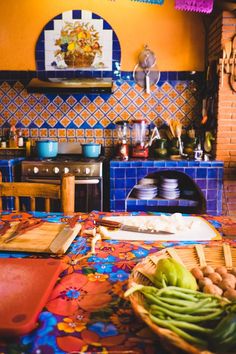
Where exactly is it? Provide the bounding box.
[75,178,103,212]
[23,177,103,213]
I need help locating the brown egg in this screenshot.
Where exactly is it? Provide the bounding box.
[219,278,236,291]
[191,267,204,280]
[198,277,213,290]
[215,266,228,276]
[201,265,215,277]
[223,289,236,301]
[203,284,223,296]
[208,272,222,285]
[222,273,236,283]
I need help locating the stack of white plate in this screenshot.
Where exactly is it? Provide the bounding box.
[133,184,158,199]
[159,177,180,199]
[138,178,158,185]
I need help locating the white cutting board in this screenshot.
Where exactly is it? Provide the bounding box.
[99,215,221,241]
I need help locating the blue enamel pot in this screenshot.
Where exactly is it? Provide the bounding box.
[36,140,58,158]
[81,143,101,158]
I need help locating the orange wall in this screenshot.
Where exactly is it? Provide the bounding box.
[0,0,205,71]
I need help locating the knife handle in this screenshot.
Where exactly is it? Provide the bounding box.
[95,219,122,229]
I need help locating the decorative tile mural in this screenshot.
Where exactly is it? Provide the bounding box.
[0,71,202,155]
[36,10,120,79]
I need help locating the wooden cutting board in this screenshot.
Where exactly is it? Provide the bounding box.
[0,221,81,254]
[0,258,62,337]
[99,215,222,241]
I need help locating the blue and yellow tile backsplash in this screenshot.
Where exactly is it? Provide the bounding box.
[0,71,202,155]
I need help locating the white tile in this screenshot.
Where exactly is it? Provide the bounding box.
[81,10,92,20]
[62,10,73,21]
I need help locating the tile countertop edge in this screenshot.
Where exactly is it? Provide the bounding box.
[0,157,25,166]
[110,159,224,167]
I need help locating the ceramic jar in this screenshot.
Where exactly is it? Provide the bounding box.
[168,138,180,156]
[153,139,168,159]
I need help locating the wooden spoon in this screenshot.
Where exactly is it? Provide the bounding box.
[224,40,232,74]
[221,48,226,87]
[232,35,236,80]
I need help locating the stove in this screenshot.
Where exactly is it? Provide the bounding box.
[21,155,104,179]
[21,153,105,212]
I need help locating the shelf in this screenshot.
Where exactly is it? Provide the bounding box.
[0,148,25,150]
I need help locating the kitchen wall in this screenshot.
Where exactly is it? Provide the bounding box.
[0,0,206,153]
[0,0,205,71]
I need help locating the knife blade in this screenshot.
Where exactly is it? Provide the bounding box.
[4,219,44,243]
[96,219,174,235]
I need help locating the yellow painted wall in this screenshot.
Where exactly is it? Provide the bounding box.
[0,0,206,71]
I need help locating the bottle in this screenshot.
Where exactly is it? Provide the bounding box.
[1,137,6,148]
[194,143,203,161]
[9,125,18,148]
[18,129,24,147]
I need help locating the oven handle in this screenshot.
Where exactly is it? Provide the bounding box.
[24,178,100,185]
[75,179,100,185]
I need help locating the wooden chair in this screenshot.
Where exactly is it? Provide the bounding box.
[0,173,75,214]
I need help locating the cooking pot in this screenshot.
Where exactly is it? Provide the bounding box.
[36,140,58,158]
[81,143,101,158]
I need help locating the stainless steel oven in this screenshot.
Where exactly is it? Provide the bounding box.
[21,157,104,212]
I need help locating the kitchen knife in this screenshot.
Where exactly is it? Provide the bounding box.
[96,219,174,235]
[4,219,44,243]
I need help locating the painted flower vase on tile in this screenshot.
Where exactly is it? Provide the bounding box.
[55,22,102,68]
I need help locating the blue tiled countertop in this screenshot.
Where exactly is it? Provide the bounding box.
[110,159,224,215]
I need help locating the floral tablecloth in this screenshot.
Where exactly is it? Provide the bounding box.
[0,211,236,354]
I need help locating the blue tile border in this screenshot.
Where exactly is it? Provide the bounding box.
[0,70,204,82]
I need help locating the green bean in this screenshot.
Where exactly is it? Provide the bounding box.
[148,296,212,314]
[161,319,214,334]
[191,307,222,315]
[149,315,208,347]
[157,286,201,296]
[124,284,157,297]
[158,296,197,307]
[150,304,223,323]
[158,289,199,301]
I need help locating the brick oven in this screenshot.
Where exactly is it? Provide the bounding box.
[110,159,223,215]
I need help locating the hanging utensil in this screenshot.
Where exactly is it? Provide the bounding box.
[224,40,232,74]
[231,34,236,80]
[221,49,226,87]
[133,45,160,94]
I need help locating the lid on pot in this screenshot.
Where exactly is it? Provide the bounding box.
[81,143,101,147]
[37,140,58,143]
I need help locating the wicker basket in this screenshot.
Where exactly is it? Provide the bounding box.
[65,53,95,68]
[127,243,236,354]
